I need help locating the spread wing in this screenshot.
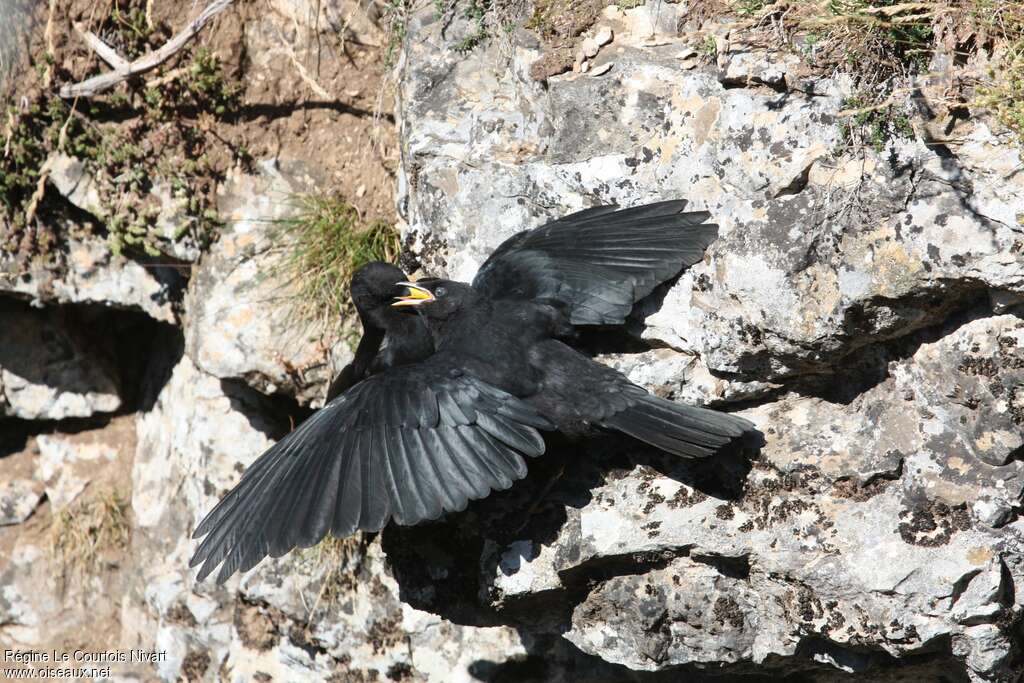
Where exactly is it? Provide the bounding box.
[472,200,718,325]
[190,353,553,583]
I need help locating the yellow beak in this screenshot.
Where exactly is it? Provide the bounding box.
[392,281,435,307]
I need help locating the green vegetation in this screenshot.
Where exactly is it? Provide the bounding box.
[972,4,1024,146]
[1,0,242,271]
[273,194,399,332]
[729,0,935,83]
[454,0,495,54]
[701,34,718,57]
[715,0,1024,149]
[383,0,411,67]
[977,41,1024,146]
[837,95,915,152]
[383,0,520,61]
[144,47,241,119]
[1,97,99,268]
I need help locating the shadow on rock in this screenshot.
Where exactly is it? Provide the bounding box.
[381,428,761,629]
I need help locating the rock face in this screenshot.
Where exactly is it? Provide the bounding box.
[2,0,1023,681]
[0,479,42,526]
[0,233,181,324]
[185,161,349,406]
[0,299,122,420]
[393,2,1024,681]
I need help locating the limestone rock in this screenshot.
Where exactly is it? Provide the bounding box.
[36,433,121,510]
[185,160,351,405]
[0,235,180,324]
[0,479,42,525]
[0,299,121,420]
[395,2,1024,679]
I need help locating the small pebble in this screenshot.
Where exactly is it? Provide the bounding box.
[589,62,613,77]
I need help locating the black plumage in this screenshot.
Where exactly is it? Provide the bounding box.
[191,200,757,583]
[399,281,752,459]
[325,262,434,401]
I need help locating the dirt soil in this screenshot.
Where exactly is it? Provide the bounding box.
[0,0,397,660]
[2,0,397,244]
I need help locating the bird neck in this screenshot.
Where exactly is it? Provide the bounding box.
[428,300,487,349]
[351,309,388,378]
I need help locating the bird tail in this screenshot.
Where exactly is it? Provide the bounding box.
[600,392,755,458]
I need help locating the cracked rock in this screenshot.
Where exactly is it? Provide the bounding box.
[0,235,180,324]
[396,1,1024,679]
[185,160,352,405]
[0,299,121,420]
[0,479,43,526]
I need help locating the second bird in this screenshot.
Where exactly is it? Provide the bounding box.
[191,200,757,582]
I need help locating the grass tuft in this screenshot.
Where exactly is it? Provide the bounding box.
[49,489,131,589]
[296,534,368,619]
[273,195,399,334]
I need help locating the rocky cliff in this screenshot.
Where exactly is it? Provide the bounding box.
[1,1,1022,681]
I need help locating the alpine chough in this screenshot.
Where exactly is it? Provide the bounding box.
[190,200,757,582]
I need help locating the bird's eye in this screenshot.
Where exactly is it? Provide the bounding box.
[435,286,447,298]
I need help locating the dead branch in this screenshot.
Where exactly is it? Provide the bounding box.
[75,23,130,71]
[59,0,233,99]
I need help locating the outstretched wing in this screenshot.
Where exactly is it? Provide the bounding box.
[190,353,553,583]
[472,200,718,325]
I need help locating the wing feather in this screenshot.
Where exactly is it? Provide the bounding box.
[190,353,551,583]
[473,201,718,325]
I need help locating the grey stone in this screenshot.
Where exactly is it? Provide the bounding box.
[395,1,1024,678]
[185,161,352,405]
[0,479,42,526]
[36,434,120,510]
[0,300,121,420]
[0,234,179,324]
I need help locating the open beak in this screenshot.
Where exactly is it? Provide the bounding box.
[392,281,434,307]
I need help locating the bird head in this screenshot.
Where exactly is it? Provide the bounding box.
[351,262,413,323]
[392,278,474,320]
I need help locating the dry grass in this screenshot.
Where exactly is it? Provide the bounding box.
[970,3,1024,145]
[714,0,938,85]
[49,488,131,589]
[691,0,1024,147]
[296,534,368,621]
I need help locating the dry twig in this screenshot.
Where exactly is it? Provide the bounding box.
[59,0,233,98]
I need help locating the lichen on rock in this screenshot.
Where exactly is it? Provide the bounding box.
[1,0,1023,680]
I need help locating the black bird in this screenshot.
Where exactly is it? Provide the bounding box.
[191,200,757,582]
[325,262,433,401]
